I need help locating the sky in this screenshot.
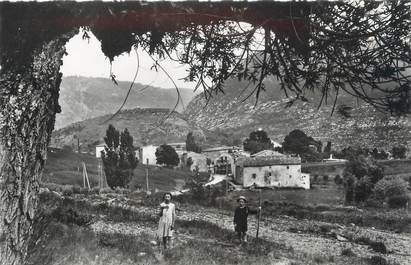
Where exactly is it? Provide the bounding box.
[61,32,197,89]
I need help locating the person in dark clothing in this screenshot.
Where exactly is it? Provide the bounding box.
[233,196,260,244]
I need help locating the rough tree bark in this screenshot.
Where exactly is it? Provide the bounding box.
[0,35,73,265]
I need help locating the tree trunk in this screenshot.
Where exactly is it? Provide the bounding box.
[0,36,70,265]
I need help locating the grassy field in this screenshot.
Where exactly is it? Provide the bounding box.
[302,159,411,179]
[43,149,203,191]
[25,192,391,265]
[225,185,345,208]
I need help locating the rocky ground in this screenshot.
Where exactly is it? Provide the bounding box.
[75,193,411,265]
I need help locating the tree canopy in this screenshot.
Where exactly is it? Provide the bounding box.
[243,129,274,154]
[1,1,410,114]
[101,125,138,189]
[282,129,322,161]
[186,132,201,153]
[155,144,180,167]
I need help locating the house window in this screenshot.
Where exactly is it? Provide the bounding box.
[289,175,292,178]
[286,166,289,169]
[252,173,257,179]
[268,172,272,176]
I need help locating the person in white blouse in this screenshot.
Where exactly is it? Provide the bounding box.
[157,192,176,249]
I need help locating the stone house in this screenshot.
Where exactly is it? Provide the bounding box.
[202,146,242,161]
[212,152,309,189]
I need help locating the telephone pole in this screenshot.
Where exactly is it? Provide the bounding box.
[146,158,149,194]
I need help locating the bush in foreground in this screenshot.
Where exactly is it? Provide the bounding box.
[374,176,409,208]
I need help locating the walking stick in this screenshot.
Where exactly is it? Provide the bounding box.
[256,188,262,239]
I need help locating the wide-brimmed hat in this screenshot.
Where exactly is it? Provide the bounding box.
[237,196,247,202]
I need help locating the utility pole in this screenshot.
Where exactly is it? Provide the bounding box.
[82,162,91,190]
[146,158,149,193]
[256,187,262,239]
[225,157,229,194]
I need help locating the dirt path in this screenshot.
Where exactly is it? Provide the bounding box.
[82,195,411,264]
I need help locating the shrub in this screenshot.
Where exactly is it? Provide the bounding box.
[374,176,409,203]
[364,196,382,208]
[369,241,387,254]
[182,178,225,206]
[341,248,356,257]
[100,188,113,194]
[79,187,90,195]
[354,176,373,203]
[387,195,409,209]
[52,206,93,226]
[42,182,63,192]
[91,187,100,194]
[334,175,343,185]
[72,185,81,194]
[62,185,74,196]
[392,145,407,159]
[343,156,384,204]
[343,174,356,204]
[368,255,388,265]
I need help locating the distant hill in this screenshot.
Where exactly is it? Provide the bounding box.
[50,108,206,152]
[184,78,411,150]
[55,76,197,129]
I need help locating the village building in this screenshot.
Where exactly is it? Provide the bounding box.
[270,140,282,149]
[95,144,105,158]
[251,150,284,157]
[322,154,347,163]
[167,142,186,154]
[180,151,208,172]
[212,151,309,189]
[138,144,158,165]
[202,146,242,161]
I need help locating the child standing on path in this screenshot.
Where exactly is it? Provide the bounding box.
[233,195,260,244]
[157,192,176,249]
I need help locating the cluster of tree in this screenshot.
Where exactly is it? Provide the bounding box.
[101,125,138,189]
[242,129,332,162]
[343,156,409,208]
[281,129,325,162]
[392,145,407,159]
[243,129,274,154]
[334,145,408,160]
[155,144,180,167]
[186,132,202,153]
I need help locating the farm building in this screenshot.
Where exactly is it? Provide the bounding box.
[212,152,309,189]
[202,146,242,161]
[138,145,158,165]
[95,144,105,158]
[167,142,186,154]
[251,150,283,157]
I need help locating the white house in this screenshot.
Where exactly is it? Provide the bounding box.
[271,140,282,149]
[139,145,158,165]
[322,154,347,163]
[95,144,105,158]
